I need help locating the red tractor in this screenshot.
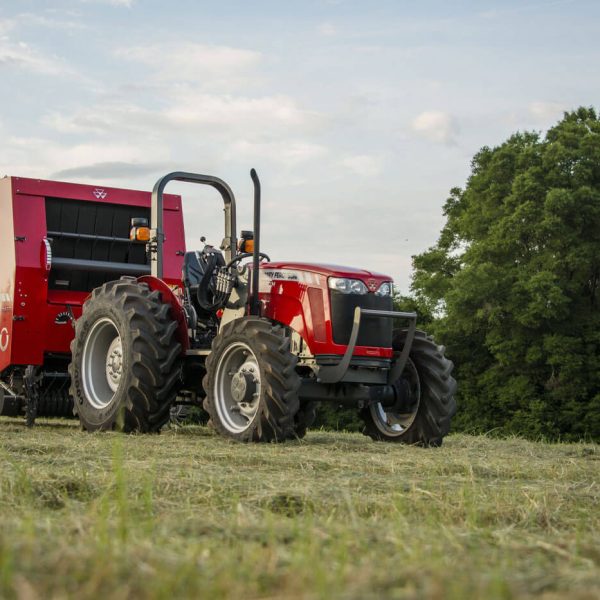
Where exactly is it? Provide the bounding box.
[1,170,456,444]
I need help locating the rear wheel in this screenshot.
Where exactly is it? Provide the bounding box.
[360,330,457,446]
[294,402,318,439]
[69,279,181,432]
[203,317,300,442]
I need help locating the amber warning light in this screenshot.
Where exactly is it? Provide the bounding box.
[238,230,254,253]
[130,217,151,242]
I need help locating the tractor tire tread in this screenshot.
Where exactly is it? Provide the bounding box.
[69,279,181,433]
[361,328,457,446]
[203,317,300,442]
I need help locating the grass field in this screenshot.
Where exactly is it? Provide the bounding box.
[0,418,599,599]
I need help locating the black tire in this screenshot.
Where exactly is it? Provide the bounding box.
[360,329,457,446]
[69,279,182,432]
[294,401,318,439]
[203,317,300,442]
[24,365,41,427]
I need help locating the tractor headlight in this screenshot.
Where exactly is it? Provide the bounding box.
[328,277,368,295]
[375,281,393,297]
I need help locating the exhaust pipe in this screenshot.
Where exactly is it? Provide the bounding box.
[250,168,261,316]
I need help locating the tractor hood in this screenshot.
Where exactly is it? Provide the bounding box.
[260,261,392,283]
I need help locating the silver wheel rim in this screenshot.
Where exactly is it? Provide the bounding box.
[370,358,420,436]
[81,317,123,410]
[214,341,261,433]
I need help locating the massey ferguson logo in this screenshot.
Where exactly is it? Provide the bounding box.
[93,188,107,199]
[367,279,378,292]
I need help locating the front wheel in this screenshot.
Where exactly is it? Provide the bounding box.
[203,317,300,442]
[360,330,457,446]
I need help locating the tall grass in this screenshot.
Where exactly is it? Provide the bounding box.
[0,418,598,598]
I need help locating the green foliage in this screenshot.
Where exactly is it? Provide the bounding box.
[311,401,362,432]
[392,292,435,328]
[412,107,600,441]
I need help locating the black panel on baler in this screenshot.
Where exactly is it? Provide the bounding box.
[46,197,150,292]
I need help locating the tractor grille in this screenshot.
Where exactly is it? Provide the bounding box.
[330,291,393,348]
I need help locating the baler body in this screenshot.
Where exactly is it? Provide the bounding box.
[0,176,185,373]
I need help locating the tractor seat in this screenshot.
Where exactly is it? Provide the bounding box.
[182,251,205,288]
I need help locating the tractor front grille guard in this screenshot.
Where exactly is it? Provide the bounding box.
[317,308,417,385]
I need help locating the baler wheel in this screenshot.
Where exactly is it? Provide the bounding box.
[360,330,457,446]
[203,317,300,442]
[24,366,41,428]
[69,279,181,432]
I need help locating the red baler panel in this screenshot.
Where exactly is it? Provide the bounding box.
[11,194,50,365]
[1,176,186,369]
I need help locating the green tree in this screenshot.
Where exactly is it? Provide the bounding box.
[412,107,600,440]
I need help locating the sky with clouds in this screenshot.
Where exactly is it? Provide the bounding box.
[1,0,598,291]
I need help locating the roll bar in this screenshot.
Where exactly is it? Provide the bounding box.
[150,171,237,279]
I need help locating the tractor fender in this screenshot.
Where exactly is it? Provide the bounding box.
[137,275,189,352]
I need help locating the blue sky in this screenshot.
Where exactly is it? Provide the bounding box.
[1,0,598,290]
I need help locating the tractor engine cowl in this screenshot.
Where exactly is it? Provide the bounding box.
[258,261,394,360]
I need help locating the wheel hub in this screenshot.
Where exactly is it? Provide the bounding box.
[231,370,257,403]
[105,336,123,392]
[82,317,122,410]
[214,344,262,433]
[370,358,421,436]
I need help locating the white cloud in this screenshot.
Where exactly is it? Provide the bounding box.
[0,17,81,76]
[164,92,320,131]
[15,13,86,31]
[317,22,338,36]
[81,0,134,7]
[1,135,160,178]
[228,140,328,167]
[529,101,566,122]
[0,19,15,35]
[338,154,383,177]
[44,91,324,139]
[116,42,261,87]
[0,38,72,75]
[411,110,458,145]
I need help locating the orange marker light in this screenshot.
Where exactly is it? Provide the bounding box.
[130,226,151,242]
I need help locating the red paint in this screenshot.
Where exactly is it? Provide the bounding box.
[0,174,396,373]
[137,275,189,351]
[262,261,391,281]
[259,262,394,358]
[0,176,186,370]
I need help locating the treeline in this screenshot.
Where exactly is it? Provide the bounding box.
[317,108,600,441]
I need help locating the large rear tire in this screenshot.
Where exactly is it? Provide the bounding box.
[203,317,300,442]
[360,330,457,446]
[294,402,318,439]
[69,279,181,432]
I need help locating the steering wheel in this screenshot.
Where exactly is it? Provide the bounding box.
[225,252,270,269]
